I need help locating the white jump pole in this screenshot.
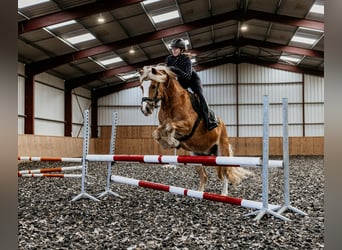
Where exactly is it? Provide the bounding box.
[86,154,283,168]
[19,173,82,178]
[72,110,99,202]
[18,165,82,174]
[111,175,281,210]
[18,156,82,162]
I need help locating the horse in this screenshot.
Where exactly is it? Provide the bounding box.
[138,65,252,195]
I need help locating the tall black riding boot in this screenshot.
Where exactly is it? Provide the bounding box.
[199,96,218,131]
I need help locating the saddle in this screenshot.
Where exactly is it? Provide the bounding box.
[188,91,202,118]
[176,91,219,142]
[188,91,218,123]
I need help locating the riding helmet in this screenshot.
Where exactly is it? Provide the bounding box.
[170,38,186,49]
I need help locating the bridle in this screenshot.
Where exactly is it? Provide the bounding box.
[141,81,161,108]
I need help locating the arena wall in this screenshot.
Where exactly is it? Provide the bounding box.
[18,126,323,157]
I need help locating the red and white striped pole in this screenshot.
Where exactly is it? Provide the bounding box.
[87,154,283,168]
[18,165,82,175]
[111,175,281,210]
[18,173,82,178]
[18,156,82,162]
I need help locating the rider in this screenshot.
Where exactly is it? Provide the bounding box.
[166,38,218,130]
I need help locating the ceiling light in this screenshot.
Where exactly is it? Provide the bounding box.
[65,33,96,44]
[97,14,105,23]
[309,3,324,14]
[99,57,123,65]
[240,25,248,31]
[143,0,161,5]
[18,0,50,9]
[279,55,301,63]
[129,46,136,54]
[46,20,76,30]
[120,72,139,80]
[152,10,180,23]
[291,35,317,45]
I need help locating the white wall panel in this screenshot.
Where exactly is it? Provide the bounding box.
[18,75,25,134]
[71,88,91,137]
[305,104,324,123]
[226,126,237,137]
[72,95,91,124]
[238,63,302,83]
[288,104,303,124]
[98,87,142,106]
[35,82,64,121]
[305,125,324,136]
[98,106,159,126]
[238,84,302,104]
[35,120,64,136]
[72,125,84,138]
[36,72,64,89]
[18,76,25,116]
[197,64,236,85]
[212,105,237,125]
[18,118,24,134]
[304,74,324,102]
[205,84,236,104]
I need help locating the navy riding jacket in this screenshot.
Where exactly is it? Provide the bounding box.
[166,54,200,90]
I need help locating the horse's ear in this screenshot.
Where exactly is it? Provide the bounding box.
[151,67,158,75]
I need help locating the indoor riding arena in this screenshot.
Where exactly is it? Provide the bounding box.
[18,0,324,249]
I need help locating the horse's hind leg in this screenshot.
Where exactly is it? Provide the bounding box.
[216,166,229,196]
[191,152,208,191]
[195,165,208,192]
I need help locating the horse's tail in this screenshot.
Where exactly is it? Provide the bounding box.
[226,166,253,187]
[228,143,234,156]
[217,143,253,187]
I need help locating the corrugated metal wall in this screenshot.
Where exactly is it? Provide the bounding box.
[98,63,324,137]
[18,63,91,137]
[18,62,324,137]
[98,87,160,127]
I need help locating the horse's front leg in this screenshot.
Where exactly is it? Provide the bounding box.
[152,123,180,149]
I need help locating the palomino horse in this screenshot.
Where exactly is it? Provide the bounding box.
[138,65,252,195]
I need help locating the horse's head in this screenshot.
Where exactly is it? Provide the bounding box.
[138,66,169,116]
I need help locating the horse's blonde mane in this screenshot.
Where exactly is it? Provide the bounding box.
[139,65,177,83]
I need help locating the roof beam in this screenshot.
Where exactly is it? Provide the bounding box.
[18,0,143,34]
[24,8,323,75]
[240,55,324,76]
[245,10,324,31]
[66,37,323,90]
